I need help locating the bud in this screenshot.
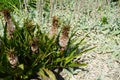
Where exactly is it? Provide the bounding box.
[30,37,39,53]
[7,49,18,68]
[8,54,18,68]
[31,43,38,52]
[24,18,35,34]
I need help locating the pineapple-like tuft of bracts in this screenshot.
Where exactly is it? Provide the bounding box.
[49,16,59,38]
[59,25,70,51]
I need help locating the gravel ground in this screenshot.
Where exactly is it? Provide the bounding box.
[60,31,120,80]
[74,52,120,80]
[61,51,120,80]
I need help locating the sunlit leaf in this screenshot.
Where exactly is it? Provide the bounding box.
[43,68,56,80]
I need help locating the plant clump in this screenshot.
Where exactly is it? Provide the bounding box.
[0,16,94,80]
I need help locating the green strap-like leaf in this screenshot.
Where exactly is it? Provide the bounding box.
[37,69,48,80]
[68,62,87,67]
[43,68,56,80]
[65,46,96,66]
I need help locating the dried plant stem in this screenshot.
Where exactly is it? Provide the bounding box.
[37,0,43,24]
[60,0,63,11]
[56,0,58,8]
[74,0,79,25]
[50,0,54,19]
[19,0,22,10]
[54,0,57,12]
[24,0,28,15]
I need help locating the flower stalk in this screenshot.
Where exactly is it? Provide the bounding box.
[59,25,70,51]
[49,16,59,38]
[2,10,14,38]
